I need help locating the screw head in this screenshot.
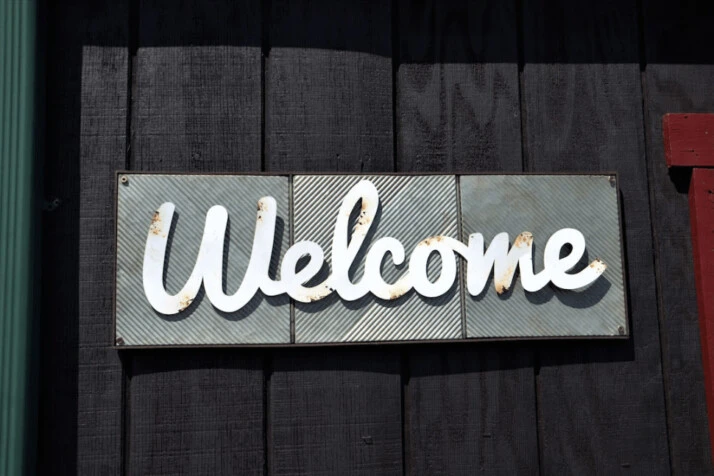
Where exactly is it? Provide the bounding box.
[120,175,129,185]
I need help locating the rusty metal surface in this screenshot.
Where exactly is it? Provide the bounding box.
[115,174,291,345]
[292,175,462,342]
[460,175,627,338]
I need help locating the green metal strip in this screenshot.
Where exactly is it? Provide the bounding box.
[0,0,39,474]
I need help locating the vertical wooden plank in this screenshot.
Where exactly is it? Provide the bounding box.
[397,1,538,473]
[130,351,265,474]
[269,349,403,475]
[266,1,402,474]
[405,346,536,474]
[128,1,266,473]
[397,0,522,172]
[78,44,129,474]
[132,0,262,172]
[642,0,714,472]
[266,0,393,173]
[39,1,129,473]
[521,0,670,473]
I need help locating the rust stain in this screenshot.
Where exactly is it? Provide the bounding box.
[150,211,162,235]
[420,235,445,247]
[386,279,411,300]
[354,210,373,237]
[513,232,533,248]
[257,199,269,222]
[179,294,193,311]
[388,287,408,300]
[300,284,333,302]
[495,266,514,295]
[356,209,372,228]
[589,258,607,273]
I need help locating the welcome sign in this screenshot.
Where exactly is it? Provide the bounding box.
[114,173,627,347]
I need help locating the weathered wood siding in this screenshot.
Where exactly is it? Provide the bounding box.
[39,0,714,474]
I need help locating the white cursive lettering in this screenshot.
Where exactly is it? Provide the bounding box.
[142,180,607,314]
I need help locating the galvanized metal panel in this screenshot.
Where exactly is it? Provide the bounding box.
[114,173,627,346]
[460,175,627,338]
[115,174,291,345]
[292,175,462,342]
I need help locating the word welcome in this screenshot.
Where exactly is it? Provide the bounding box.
[143,180,606,314]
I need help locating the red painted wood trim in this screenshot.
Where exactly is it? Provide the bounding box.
[663,113,714,167]
[689,168,714,457]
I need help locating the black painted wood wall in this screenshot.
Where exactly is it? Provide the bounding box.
[39,0,714,474]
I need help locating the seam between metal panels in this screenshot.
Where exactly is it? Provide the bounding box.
[456,175,467,339]
[289,175,295,344]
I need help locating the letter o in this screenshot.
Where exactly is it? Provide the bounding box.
[409,238,457,298]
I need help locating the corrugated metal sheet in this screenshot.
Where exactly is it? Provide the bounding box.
[114,173,627,346]
[460,175,626,338]
[115,174,291,345]
[292,175,462,342]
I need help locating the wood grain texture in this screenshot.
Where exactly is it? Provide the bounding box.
[397,1,538,473]
[43,1,714,473]
[397,0,522,173]
[689,168,714,459]
[266,1,402,474]
[266,0,393,173]
[405,345,537,475]
[642,0,714,472]
[522,0,670,473]
[663,114,714,167]
[270,348,403,475]
[130,351,265,475]
[77,44,129,474]
[132,0,262,172]
[127,1,266,473]
[38,0,130,472]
